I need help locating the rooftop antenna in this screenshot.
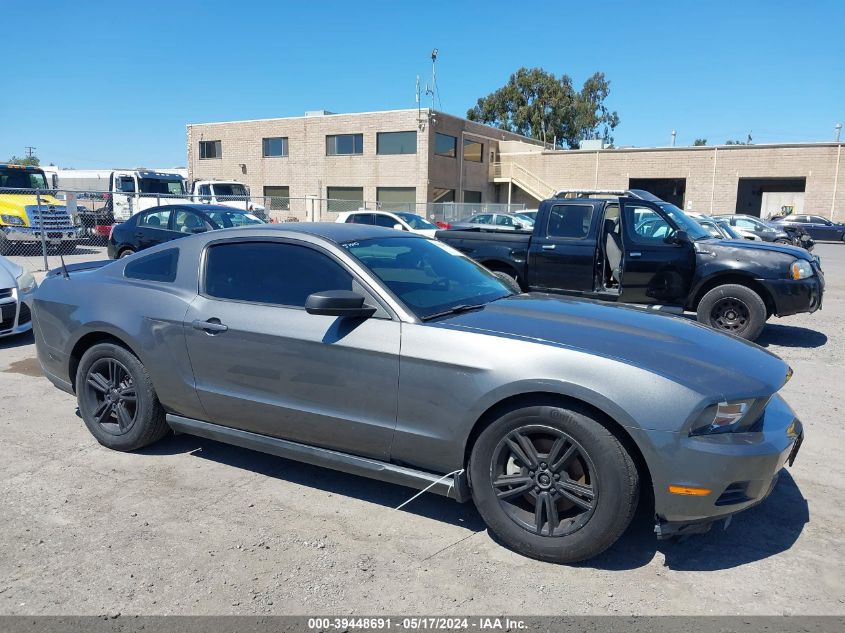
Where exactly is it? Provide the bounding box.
[58,252,70,279]
[416,75,426,131]
[424,48,441,113]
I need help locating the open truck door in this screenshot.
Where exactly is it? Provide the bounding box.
[618,197,695,306]
[111,171,138,222]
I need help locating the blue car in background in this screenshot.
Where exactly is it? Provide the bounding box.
[771,214,845,243]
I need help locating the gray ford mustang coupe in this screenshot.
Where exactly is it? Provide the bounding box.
[32,223,803,563]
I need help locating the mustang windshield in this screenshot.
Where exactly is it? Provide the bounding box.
[342,236,511,319]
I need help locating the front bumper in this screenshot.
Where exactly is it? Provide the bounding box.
[628,394,803,533]
[1,226,78,244]
[758,272,824,317]
[0,290,33,338]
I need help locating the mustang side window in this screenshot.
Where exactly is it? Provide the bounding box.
[204,242,353,307]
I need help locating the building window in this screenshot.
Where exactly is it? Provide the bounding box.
[377,131,417,155]
[327,186,364,212]
[463,191,482,203]
[199,140,222,160]
[326,134,363,156]
[434,133,457,158]
[263,185,290,210]
[377,187,416,211]
[262,137,289,157]
[432,188,455,203]
[463,139,483,162]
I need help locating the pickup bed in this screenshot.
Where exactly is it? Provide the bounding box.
[437,191,824,340]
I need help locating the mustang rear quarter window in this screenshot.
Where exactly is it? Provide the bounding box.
[124,249,179,283]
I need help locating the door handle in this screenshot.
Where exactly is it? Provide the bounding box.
[192,319,228,334]
[541,244,556,250]
[629,252,642,258]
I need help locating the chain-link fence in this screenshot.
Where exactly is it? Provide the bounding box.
[0,186,525,274]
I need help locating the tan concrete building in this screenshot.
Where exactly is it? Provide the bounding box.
[497,141,845,220]
[186,108,541,219]
[187,108,844,221]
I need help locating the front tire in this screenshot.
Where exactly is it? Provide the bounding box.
[76,343,169,451]
[118,248,135,259]
[469,403,639,563]
[696,283,767,340]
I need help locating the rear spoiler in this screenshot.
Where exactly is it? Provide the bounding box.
[46,259,113,278]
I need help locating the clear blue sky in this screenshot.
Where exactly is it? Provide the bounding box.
[2,0,842,168]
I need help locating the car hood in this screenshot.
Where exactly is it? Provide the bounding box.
[0,193,65,214]
[0,256,23,287]
[430,294,789,397]
[700,238,811,260]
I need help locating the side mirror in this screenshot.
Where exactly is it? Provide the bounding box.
[667,230,689,244]
[393,223,405,231]
[513,223,524,230]
[305,290,376,318]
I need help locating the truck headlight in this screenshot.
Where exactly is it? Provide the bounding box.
[790,259,813,280]
[1,215,26,226]
[690,398,759,435]
[16,269,37,294]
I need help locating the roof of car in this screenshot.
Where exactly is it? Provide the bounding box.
[204,222,424,243]
[147,203,251,213]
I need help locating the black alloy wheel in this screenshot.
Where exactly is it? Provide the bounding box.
[81,357,138,436]
[491,425,598,537]
[710,297,750,334]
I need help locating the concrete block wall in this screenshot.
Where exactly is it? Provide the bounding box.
[506,143,845,218]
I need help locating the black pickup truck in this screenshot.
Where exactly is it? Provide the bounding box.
[437,190,824,340]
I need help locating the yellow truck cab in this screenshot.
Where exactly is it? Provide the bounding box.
[0,164,78,255]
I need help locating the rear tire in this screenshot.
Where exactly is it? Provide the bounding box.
[118,248,135,259]
[75,343,169,451]
[469,403,639,564]
[696,283,767,340]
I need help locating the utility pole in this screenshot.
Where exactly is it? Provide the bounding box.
[25,146,36,160]
[670,130,676,147]
[836,123,842,143]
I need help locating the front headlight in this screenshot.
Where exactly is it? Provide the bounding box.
[790,259,813,280]
[1,215,26,226]
[15,269,37,294]
[690,398,762,436]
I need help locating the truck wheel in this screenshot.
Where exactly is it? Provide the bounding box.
[469,402,639,564]
[696,284,767,340]
[775,238,791,245]
[75,343,169,452]
[118,248,135,259]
